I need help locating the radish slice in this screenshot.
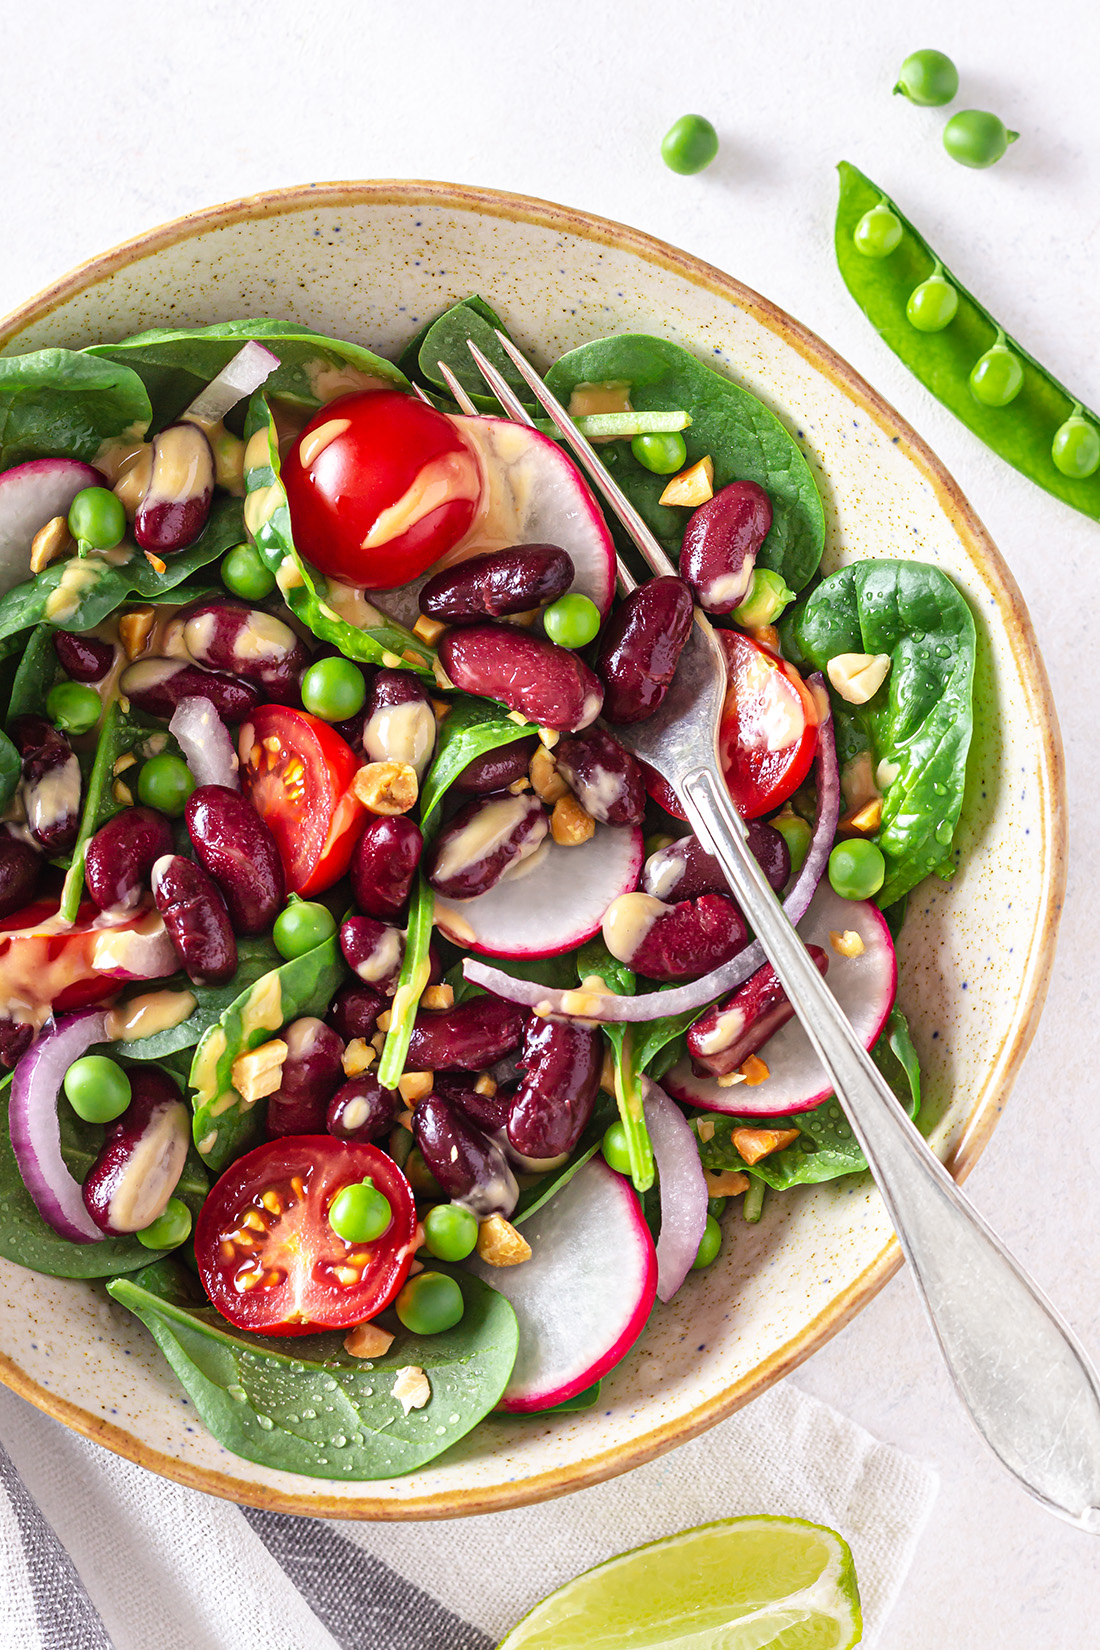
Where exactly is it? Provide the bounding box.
[183,342,279,426]
[463,689,838,1015]
[644,1079,708,1303]
[0,458,103,598]
[169,697,239,790]
[467,1156,656,1411]
[435,825,643,959]
[376,414,617,627]
[665,883,897,1117]
[10,1010,107,1242]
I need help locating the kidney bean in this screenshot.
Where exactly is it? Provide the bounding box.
[53,630,114,683]
[185,785,284,935]
[0,834,42,919]
[360,670,436,778]
[554,728,645,827]
[420,544,574,623]
[433,1073,513,1133]
[326,981,386,1041]
[642,822,789,902]
[0,1020,33,1069]
[680,481,773,615]
[83,1068,190,1234]
[350,814,422,919]
[134,423,215,554]
[85,807,174,913]
[452,736,537,795]
[440,623,603,732]
[265,1017,345,1136]
[406,995,527,1072]
[602,890,748,982]
[507,1018,602,1160]
[152,854,238,985]
[339,915,404,992]
[327,1075,400,1143]
[414,1093,518,1217]
[121,657,262,722]
[427,791,548,900]
[688,946,829,1076]
[10,714,81,853]
[596,576,693,725]
[181,601,309,704]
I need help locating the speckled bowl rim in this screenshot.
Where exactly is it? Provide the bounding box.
[0,179,1066,1519]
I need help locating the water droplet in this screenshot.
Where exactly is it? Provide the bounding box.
[285,1414,299,1425]
[301,1407,316,1420]
[435,1426,447,1436]
[362,1387,373,1397]
[351,1432,364,1444]
[316,1456,328,1465]
[256,1414,274,1430]
[227,1385,246,1402]
[332,1435,347,1448]
[321,1376,338,1391]
[448,1413,460,1425]
[289,1360,305,1373]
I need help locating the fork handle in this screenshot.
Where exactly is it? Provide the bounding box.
[681,763,1100,1529]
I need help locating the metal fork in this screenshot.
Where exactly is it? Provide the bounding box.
[464,331,1100,1531]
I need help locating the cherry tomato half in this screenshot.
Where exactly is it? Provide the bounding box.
[281,390,482,590]
[0,900,161,1017]
[195,1137,417,1335]
[240,705,366,896]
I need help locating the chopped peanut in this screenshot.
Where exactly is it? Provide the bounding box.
[476,1214,532,1266]
[433,659,455,692]
[392,1365,431,1414]
[599,1046,616,1094]
[716,1071,746,1089]
[143,549,167,575]
[342,1038,376,1077]
[826,652,891,706]
[118,604,157,661]
[731,1126,800,1165]
[344,1322,394,1359]
[739,1054,770,1086]
[658,455,714,507]
[370,1031,387,1055]
[421,983,454,1010]
[537,726,560,750]
[413,614,446,646]
[703,1167,751,1197]
[381,650,403,669]
[232,1039,288,1104]
[351,760,418,815]
[396,1108,415,1132]
[530,744,569,804]
[506,709,528,725]
[474,1072,497,1097]
[840,799,883,834]
[398,1070,434,1103]
[829,929,866,959]
[29,516,71,573]
[111,779,134,807]
[375,1010,392,1033]
[551,793,595,846]
[430,698,452,723]
[507,776,532,794]
[696,1118,716,1143]
[112,752,137,775]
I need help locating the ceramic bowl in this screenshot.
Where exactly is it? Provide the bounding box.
[0,182,1064,1518]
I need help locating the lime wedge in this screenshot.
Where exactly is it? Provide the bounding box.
[496,1514,862,1650]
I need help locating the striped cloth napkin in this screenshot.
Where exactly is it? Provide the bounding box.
[0,1378,936,1650]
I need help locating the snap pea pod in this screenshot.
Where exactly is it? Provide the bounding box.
[836,161,1100,521]
[575,938,654,1194]
[376,874,434,1092]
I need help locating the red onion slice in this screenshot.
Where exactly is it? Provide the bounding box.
[183,342,279,426]
[463,680,839,1023]
[643,1079,708,1302]
[169,696,239,790]
[10,1011,108,1242]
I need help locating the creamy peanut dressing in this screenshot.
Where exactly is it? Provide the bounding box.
[243,427,273,475]
[304,361,390,403]
[104,1102,189,1232]
[498,836,551,884]
[432,902,477,946]
[91,909,170,974]
[693,1005,747,1057]
[571,765,625,819]
[105,988,197,1042]
[44,557,106,624]
[353,927,404,986]
[297,418,351,469]
[415,419,527,575]
[239,974,283,1040]
[362,450,480,551]
[319,580,387,628]
[243,483,282,538]
[646,849,687,900]
[191,1027,228,1105]
[431,796,544,889]
[185,607,295,664]
[601,891,666,965]
[363,699,435,777]
[19,753,80,842]
[183,416,246,494]
[567,382,632,417]
[148,424,213,506]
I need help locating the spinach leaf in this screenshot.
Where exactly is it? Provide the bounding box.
[376,876,434,1091]
[0,349,151,471]
[419,694,537,838]
[512,1091,617,1224]
[115,937,283,1061]
[242,395,434,674]
[190,936,346,1171]
[107,1266,518,1479]
[545,335,825,592]
[0,494,245,642]
[696,1006,920,1189]
[0,728,17,811]
[417,297,533,412]
[794,560,976,907]
[87,319,404,431]
[5,624,62,723]
[59,699,154,921]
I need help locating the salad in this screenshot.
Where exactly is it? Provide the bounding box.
[0,302,975,1479]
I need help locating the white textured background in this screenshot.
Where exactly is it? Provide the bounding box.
[4,0,1100,1642]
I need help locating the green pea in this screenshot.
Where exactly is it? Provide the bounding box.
[732,570,796,629]
[67,487,126,551]
[300,656,366,722]
[828,839,886,901]
[1051,411,1100,479]
[46,680,101,735]
[706,1196,728,1221]
[906,271,958,333]
[63,1055,131,1124]
[893,49,958,107]
[221,542,276,600]
[396,1270,465,1335]
[137,1198,192,1250]
[137,752,195,817]
[329,1178,393,1243]
[273,897,337,960]
[969,339,1024,407]
[660,114,719,176]
[692,1214,723,1270]
[772,811,812,879]
[631,431,688,474]
[422,1202,479,1262]
[543,593,601,649]
[943,110,1019,169]
[601,1121,632,1177]
[853,204,903,259]
[405,1147,443,1200]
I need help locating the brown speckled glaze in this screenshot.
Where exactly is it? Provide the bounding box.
[0,182,1064,1519]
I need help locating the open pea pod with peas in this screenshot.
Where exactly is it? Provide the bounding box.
[837,160,1100,519]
